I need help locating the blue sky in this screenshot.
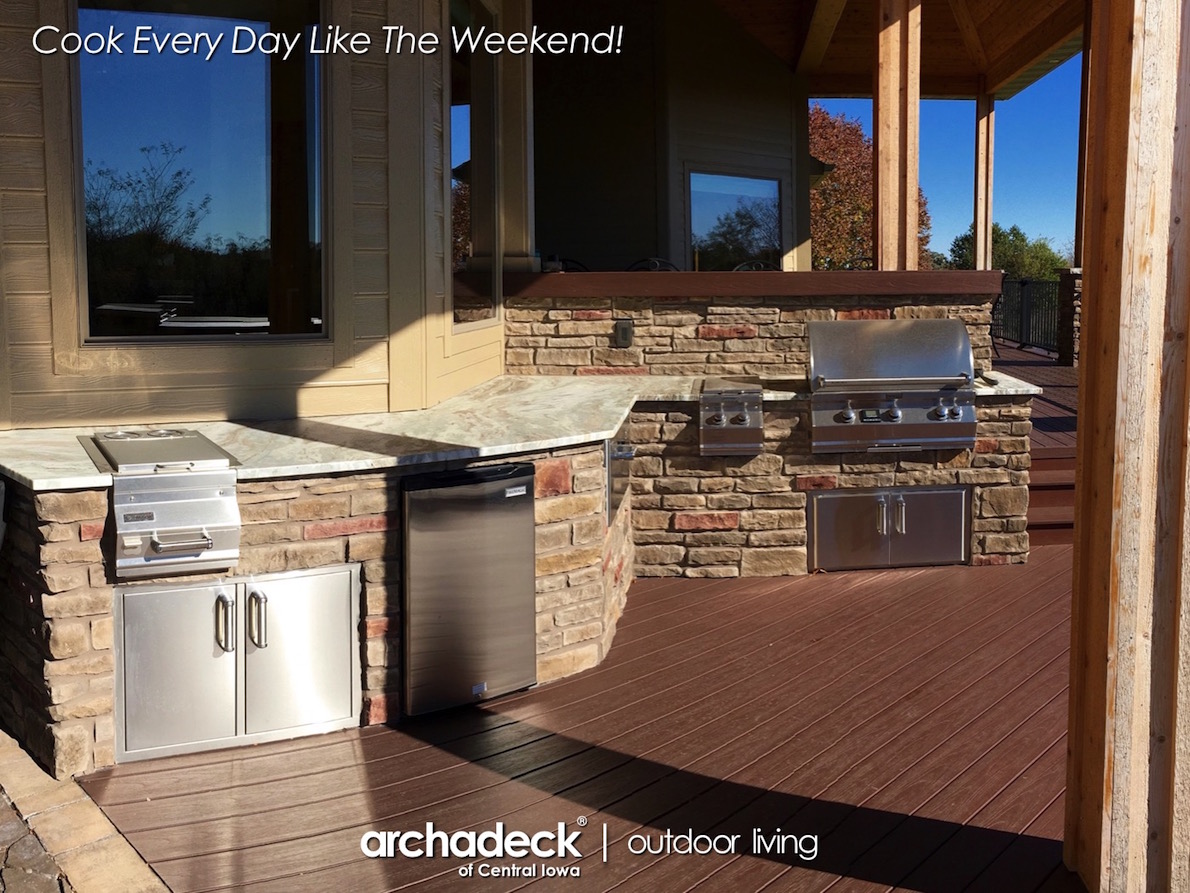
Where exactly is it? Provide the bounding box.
[817,53,1082,259]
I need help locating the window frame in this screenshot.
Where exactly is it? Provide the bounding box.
[680,160,795,273]
[45,0,354,378]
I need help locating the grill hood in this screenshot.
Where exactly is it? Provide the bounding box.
[808,319,974,392]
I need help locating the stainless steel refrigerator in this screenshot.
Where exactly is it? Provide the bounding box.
[403,463,537,716]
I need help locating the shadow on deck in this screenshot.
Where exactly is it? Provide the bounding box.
[80,546,1084,893]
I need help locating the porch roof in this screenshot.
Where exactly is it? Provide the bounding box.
[713,0,1085,99]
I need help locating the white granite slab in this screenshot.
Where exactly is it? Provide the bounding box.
[0,372,1042,490]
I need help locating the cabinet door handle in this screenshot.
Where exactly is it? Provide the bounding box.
[894,496,907,535]
[876,497,888,535]
[248,590,268,649]
[215,592,235,653]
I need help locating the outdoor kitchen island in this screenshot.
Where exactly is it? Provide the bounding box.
[0,371,1039,779]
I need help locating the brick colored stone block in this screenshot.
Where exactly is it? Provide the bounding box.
[673,511,739,532]
[573,309,613,320]
[303,515,391,540]
[78,521,104,541]
[534,458,572,497]
[974,438,999,453]
[698,324,759,339]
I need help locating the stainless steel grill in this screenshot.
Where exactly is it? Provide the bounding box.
[699,377,764,456]
[84,430,241,579]
[807,319,976,453]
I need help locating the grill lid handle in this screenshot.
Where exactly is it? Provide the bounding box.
[812,372,972,391]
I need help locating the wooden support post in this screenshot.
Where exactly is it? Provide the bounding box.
[872,0,920,271]
[1066,0,1190,890]
[973,80,995,270]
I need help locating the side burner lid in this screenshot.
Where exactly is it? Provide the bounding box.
[91,429,238,474]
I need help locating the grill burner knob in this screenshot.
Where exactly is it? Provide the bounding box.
[933,398,948,421]
[706,412,726,427]
[839,400,857,423]
[730,413,749,425]
[948,401,963,420]
[887,399,903,422]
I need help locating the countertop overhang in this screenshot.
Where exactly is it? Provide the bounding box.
[0,373,1042,491]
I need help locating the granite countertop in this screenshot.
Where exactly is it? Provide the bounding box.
[0,371,1043,491]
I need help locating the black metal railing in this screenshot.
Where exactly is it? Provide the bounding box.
[993,279,1061,351]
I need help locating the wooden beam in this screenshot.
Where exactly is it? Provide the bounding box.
[795,0,848,74]
[1066,0,1189,889]
[1072,4,1091,268]
[946,0,988,70]
[872,0,920,271]
[973,81,994,270]
[986,2,1083,95]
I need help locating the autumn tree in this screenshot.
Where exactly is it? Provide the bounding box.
[945,222,1068,280]
[808,104,933,269]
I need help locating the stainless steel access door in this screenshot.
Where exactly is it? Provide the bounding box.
[888,488,970,567]
[243,566,357,734]
[121,583,238,752]
[404,464,537,716]
[808,490,892,571]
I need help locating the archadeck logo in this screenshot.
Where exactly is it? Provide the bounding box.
[360,821,582,860]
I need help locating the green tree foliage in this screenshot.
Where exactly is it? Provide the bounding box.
[808,104,933,269]
[945,222,1068,280]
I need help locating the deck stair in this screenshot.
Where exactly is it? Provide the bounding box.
[1029,449,1076,546]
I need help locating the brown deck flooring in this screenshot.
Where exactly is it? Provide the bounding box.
[81,546,1084,893]
[991,344,1079,455]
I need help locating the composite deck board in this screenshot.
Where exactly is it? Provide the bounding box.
[992,345,1078,453]
[82,546,1081,892]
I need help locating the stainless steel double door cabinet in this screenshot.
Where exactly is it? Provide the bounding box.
[404,463,537,716]
[808,486,971,571]
[116,564,361,762]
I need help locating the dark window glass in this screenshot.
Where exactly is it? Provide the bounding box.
[450,0,497,325]
[79,1,322,339]
[690,173,781,271]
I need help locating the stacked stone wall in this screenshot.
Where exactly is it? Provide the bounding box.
[505,295,996,377]
[628,395,1033,578]
[0,442,626,778]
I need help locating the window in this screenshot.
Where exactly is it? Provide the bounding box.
[689,172,781,271]
[78,0,322,340]
[450,0,498,326]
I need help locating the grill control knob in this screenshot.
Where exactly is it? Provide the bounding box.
[933,397,948,421]
[840,400,857,423]
[706,412,726,427]
[887,399,903,422]
[948,400,963,420]
[730,413,749,425]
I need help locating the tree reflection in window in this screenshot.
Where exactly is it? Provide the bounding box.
[690,173,781,271]
[78,1,322,339]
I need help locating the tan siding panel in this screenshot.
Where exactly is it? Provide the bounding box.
[352,159,387,205]
[0,27,40,83]
[351,110,387,159]
[8,345,386,393]
[350,62,386,113]
[0,84,42,137]
[5,293,52,345]
[0,139,47,191]
[0,190,48,242]
[10,383,389,426]
[351,205,387,250]
[1,244,50,293]
[353,295,389,340]
[353,250,388,295]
